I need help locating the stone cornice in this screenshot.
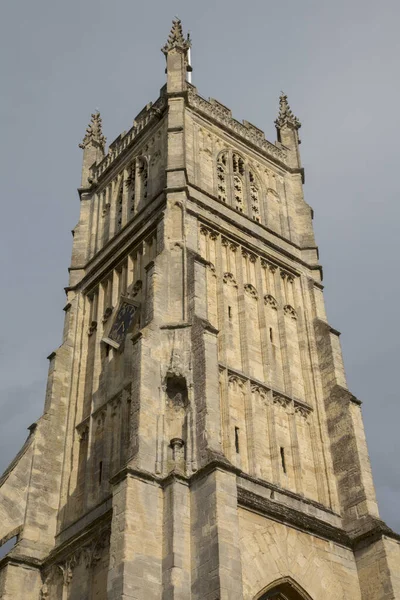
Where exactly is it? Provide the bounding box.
[91,95,167,184]
[237,486,351,547]
[187,86,287,165]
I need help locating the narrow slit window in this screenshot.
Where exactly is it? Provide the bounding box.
[269,327,273,343]
[228,306,232,320]
[99,461,103,484]
[235,427,240,453]
[280,447,286,474]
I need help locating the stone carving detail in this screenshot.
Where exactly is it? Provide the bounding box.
[161,18,190,54]
[223,272,238,287]
[206,261,217,277]
[275,92,301,130]
[188,87,286,162]
[261,258,277,273]
[295,404,311,419]
[222,236,238,252]
[249,170,261,223]
[228,374,245,389]
[251,384,268,400]
[79,111,106,151]
[281,270,294,283]
[244,283,258,299]
[273,393,292,409]
[40,583,49,600]
[284,304,297,319]
[102,306,113,322]
[264,294,278,310]
[242,249,257,263]
[131,280,143,298]
[200,224,219,239]
[56,529,111,586]
[217,152,228,203]
[88,320,98,336]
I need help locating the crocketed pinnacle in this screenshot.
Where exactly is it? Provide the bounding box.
[161,18,191,54]
[79,111,106,150]
[275,92,301,130]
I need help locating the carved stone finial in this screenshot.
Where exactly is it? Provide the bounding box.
[79,111,106,150]
[162,18,191,54]
[275,92,301,130]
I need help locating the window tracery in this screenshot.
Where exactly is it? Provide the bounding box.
[215,151,264,222]
[137,156,148,203]
[217,152,227,203]
[249,170,261,222]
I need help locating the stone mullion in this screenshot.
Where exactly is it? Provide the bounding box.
[274,269,292,396]
[237,249,250,373]
[301,277,338,510]
[216,235,227,364]
[288,402,304,496]
[267,390,280,486]
[257,260,270,383]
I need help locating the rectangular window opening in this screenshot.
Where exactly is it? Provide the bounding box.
[235,427,240,454]
[280,447,286,474]
[269,327,273,343]
[228,306,232,320]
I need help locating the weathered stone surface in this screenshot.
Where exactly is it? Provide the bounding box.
[0,17,398,600]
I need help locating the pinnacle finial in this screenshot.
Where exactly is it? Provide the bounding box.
[79,111,106,150]
[162,18,191,54]
[275,92,301,130]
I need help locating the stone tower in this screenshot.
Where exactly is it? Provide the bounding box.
[0,19,399,600]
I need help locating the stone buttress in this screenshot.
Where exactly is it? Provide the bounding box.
[0,18,399,600]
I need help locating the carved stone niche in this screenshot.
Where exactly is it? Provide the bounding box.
[165,373,189,467]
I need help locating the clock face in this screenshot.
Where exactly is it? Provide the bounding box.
[107,301,138,347]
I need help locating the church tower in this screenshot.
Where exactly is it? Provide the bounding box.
[1,19,399,600]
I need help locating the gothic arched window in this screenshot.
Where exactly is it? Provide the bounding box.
[215,151,263,222]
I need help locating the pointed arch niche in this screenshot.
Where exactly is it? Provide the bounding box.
[256,577,313,600]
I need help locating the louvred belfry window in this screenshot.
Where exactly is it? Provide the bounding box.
[217,152,227,203]
[215,151,263,222]
[249,170,260,222]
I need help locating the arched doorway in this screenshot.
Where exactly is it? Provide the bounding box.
[256,576,313,600]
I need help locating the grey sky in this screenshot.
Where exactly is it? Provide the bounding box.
[1,0,399,530]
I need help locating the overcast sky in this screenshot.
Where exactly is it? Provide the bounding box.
[1,0,399,532]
